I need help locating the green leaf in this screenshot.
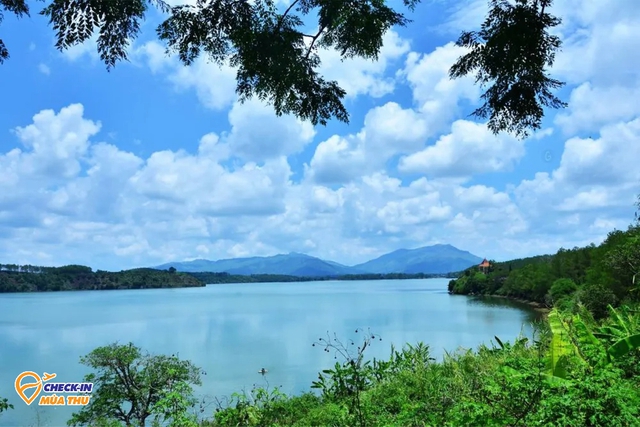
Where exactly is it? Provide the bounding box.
[546,309,574,379]
[608,333,640,360]
[572,315,607,364]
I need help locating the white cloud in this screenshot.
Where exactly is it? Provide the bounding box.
[400,42,480,136]
[318,30,411,99]
[225,98,316,161]
[554,119,640,187]
[136,27,411,113]
[135,41,238,111]
[398,120,524,179]
[555,83,640,135]
[1,101,635,269]
[552,0,640,86]
[306,102,427,184]
[38,63,50,75]
[59,35,99,62]
[168,60,237,111]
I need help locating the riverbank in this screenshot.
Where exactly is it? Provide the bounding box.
[472,293,550,314]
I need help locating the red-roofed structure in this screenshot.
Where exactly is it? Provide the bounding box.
[479,258,491,274]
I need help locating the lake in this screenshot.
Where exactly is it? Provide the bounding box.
[0,278,542,426]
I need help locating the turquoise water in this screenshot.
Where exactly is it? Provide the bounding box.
[0,278,541,426]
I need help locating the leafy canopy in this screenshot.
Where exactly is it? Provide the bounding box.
[1,0,565,136]
[449,0,566,138]
[67,342,202,427]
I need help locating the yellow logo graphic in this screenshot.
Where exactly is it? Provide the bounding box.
[15,371,93,406]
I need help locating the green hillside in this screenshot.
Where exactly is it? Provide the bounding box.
[448,226,639,318]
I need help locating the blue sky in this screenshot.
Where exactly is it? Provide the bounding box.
[0,0,639,271]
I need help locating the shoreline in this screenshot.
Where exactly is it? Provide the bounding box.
[475,293,551,314]
[450,290,550,314]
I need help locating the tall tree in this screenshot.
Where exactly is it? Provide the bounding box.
[68,342,202,427]
[0,0,565,137]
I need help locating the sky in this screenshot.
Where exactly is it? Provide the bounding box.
[0,0,639,271]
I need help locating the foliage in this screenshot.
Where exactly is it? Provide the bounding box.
[448,211,640,320]
[449,0,566,138]
[550,278,578,304]
[605,225,640,289]
[0,264,204,293]
[0,0,567,136]
[68,342,203,427]
[204,315,640,426]
[0,396,12,415]
[309,329,383,426]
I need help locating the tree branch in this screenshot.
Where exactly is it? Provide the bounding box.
[282,0,300,20]
[305,25,326,59]
[276,0,300,29]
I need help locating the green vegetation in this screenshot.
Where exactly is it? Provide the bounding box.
[0,264,204,293]
[448,222,640,318]
[189,271,459,284]
[67,343,203,427]
[1,0,565,136]
[0,398,11,416]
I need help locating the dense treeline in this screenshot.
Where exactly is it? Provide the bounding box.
[0,264,457,293]
[0,264,204,293]
[448,218,640,319]
[188,271,458,284]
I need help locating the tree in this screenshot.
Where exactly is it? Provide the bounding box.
[68,342,202,427]
[605,228,640,290]
[549,278,577,304]
[0,0,565,137]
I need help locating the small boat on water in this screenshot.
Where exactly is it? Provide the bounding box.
[258,368,268,375]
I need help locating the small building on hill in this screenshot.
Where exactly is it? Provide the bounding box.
[478,258,491,274]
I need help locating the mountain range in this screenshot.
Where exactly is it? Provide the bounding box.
[155,244,484,277]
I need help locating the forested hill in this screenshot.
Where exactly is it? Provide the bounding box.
[448,224,640,318]
[0,264,205,293]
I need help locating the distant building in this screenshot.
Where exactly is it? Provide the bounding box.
[478,258,491,274]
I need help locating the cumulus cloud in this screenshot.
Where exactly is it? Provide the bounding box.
[306,102,428,184]
[398,120,525,179]
[224,98,316,162]
[4,0,640,269]
[1,99,636,269]
[554,83,640,136]
[400,42,481,135]
[318,30,411,99]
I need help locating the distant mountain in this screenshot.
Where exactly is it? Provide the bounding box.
[155,252,366,277]
[155,244,483,276]
[352,244,483,274]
